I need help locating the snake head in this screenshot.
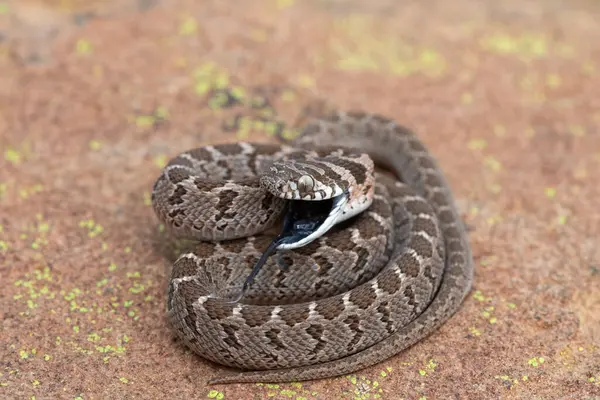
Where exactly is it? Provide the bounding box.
[259,160,346,201]
[259,152,375,250]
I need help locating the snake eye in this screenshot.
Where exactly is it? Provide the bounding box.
[297,175,315,193]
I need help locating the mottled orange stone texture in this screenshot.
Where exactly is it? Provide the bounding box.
[1,0,599,399]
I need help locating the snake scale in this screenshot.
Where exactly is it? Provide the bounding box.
[151,111,474,384]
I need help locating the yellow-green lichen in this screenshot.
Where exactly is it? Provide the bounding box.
[4,147,22,164]
[18,184,44,200]
[418,359,438,377]
[153,155,168,168]
[179,17,198,36]
[469,327,482,336]
[544,187,556,199]
[480,32,548,58]
[330,16,446,77]
[78,219,104,238]
[275,0,294,9]
[143,192,152,206]
[75,39,92,55]
[527,357,545,368]
[472,290,492,303]
[88,140,103,150]
[207,390,224,399]
[484,156,502,172]
[468,139,488,151]
[481,306,497,324]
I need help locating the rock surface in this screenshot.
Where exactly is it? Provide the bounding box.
[1,0,599,399]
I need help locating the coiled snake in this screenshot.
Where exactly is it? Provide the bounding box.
[151,111,474,384]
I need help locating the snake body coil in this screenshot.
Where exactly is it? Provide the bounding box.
[151,111,474,384]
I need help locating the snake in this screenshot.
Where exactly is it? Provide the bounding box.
[151,110,474,384]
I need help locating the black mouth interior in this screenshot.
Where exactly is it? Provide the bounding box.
[226,196,338,303]
[279,197,336,243]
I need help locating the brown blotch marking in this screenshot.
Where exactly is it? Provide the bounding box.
[299,160,343,183]
[279,306,310,327]
[171,256,202,281]
[221,323,243,349]
[378,270,402,294]
[369,195,390,213]
[326,112,344,123]
[214,257,230,269]
[356,213,386,238]
[167,155,195,169]
[412,216,438,238]
[167,208,184,223]
[325,227,353,250]
[367,113,392,125]
[298,121,319,138]
[418,157,438,171]
[350,246,371,273]
[404,286,416,308]
[243,149,259,176]
[314,298,346,320]
[193,178,225,191]
[431,191,449,209]
[328,156,369,185]
[279,254,295,268]
[213,143,245,156]
[205,301,235,321]
[444,226,461,240]
[261,192,277,212]
[190,242,219,259]
[438,209,456,226]
[449,253,466,266]
[216,159,232,180]
[377,301,395,334]
[423,264,435,281]
[241,307,274,328]
[265,328,286,351]
[215,189,239,220]
[313,280,333,298]
[244,254,260,268]
[187,147,214,162]
[408,234,434,261]
[424,173,444,189]
[312,254,334,276]
[219,240,250,254]
[251,143,284,156]
[447,239,464,254]
[349,287,377,310]
[168,186,187,206]
[408,138,427,153]
[271,267,288,290]
[398,251,420,277]
[404,198,432,216]
[343,314,363,351]
[305,324,327,354]
[175,279,228,323]
[392,124,414,139]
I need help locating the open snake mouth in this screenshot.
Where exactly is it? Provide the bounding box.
[227,192,348,303]
[277,191,348,250]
